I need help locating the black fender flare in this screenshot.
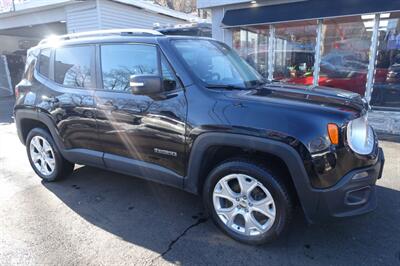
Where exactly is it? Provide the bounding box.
[184,132,319,223]
[15,109,66,150]
[14,109,104,166]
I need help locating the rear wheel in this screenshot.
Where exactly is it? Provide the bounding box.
[203,159,293,245]
[26,128,74,182]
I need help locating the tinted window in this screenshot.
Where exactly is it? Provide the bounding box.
[173,39,262,88]
[54,46,93,88]
[101,44,158,92]
[161,55,180,91]
[38,48,51,78]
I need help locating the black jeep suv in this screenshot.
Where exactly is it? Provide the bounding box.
[14,29,384,245]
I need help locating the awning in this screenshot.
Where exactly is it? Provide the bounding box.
[222,0,400,27]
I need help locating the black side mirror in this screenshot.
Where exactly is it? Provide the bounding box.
[130,75,162,95]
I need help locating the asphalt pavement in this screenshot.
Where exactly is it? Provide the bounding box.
[1,97,399,265]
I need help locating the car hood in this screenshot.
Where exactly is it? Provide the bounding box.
[233,83,368,113]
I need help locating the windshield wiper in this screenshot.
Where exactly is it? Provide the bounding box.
[205,84,247,90]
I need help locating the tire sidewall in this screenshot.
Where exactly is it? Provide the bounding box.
[203,160,290,245]
[26,128,63,182]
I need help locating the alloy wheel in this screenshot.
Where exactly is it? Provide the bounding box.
[213,174,276,236]
[29,136,56,176]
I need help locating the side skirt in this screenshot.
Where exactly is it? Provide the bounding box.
[64,148,184,190]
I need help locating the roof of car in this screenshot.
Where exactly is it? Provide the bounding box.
[35,31,214,50]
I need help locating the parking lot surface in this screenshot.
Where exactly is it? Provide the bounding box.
[1,97,399,265]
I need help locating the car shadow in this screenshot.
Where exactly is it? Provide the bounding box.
[42,166,400,265]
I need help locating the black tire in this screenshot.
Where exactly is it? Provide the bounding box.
[203,159,293,245]
[26,128,74,182]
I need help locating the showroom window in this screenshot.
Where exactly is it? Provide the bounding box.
[232,28,269,77]
[233,29,248,57]
[230,13,400,109]
[319,16,373,95]
[273,20,317,84]
[371,12,400,110]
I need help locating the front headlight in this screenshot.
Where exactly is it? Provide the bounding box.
[346,115,375,155]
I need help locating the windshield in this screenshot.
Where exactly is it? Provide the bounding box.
[172,39,263,89]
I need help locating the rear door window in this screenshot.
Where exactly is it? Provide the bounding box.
[54,46,94,88]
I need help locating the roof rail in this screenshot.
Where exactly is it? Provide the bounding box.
[39,28,163,45]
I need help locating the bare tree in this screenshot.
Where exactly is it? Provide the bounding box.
[153,0,197,14]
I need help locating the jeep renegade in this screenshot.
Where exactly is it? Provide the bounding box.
[14,29,384,245]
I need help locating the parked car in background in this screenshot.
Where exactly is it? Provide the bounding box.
[247,50,389,96]
[14,29,384,245]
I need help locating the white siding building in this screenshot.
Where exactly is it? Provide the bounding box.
[0,0,198,53]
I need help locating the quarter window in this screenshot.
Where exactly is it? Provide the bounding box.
[161,55,180,91]
[101,44,159,92]
[54,46,93,88]
[38,48,51,78]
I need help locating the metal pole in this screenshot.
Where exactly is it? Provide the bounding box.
[313,20,323,87]
[365,13,380,103]
[267,24,275,81]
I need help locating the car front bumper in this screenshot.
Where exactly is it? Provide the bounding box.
[309,147,385,222]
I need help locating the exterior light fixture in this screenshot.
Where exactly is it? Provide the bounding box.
[361,14,375,20]
[362,13,391,20]
[379,13,390,18]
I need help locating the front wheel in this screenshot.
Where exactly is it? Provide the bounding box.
[26,128,74,182]
[203,159,293,245]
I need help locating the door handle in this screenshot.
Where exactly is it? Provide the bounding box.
[132,116,142,125]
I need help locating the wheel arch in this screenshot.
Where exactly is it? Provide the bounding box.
[184,132,319,223]
[15,109,65,151]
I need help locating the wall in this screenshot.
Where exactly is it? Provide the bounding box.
[65,0,188,33]
[98,0,186,30]
[210,7,232,45]
[0,6,66,30]
[65,1,98,33]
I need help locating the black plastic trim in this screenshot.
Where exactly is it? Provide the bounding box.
[184,132,317,221]
[63,149,104,167]
[103,153,184,189]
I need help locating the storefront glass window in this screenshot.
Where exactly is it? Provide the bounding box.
[232,29,248,57]
[371,12,400,110]
[273,21,317,85]
[320,16,372,95]
[232,27,269,77]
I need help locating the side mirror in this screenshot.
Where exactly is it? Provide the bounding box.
[130,75,162,95]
